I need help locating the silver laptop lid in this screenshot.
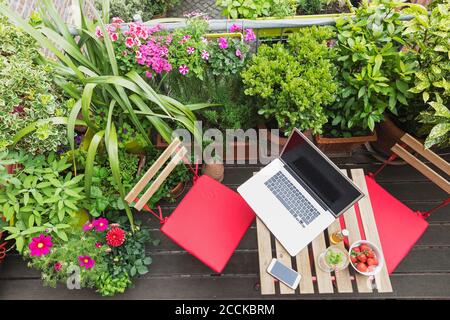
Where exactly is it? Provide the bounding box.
[280,129,364,216]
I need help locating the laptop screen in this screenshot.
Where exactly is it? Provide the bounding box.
[281,131,362,215]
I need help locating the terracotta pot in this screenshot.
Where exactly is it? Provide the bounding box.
[168,181,185,199]
[202,163,224,182]
[315,131,378,157]
[371,115,406,156]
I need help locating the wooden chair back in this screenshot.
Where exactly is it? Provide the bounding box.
[391,134,450,194]
[125,138,187,211]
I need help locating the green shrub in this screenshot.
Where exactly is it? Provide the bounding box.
[216,0,296,18]
[404,2,450,148]
[241,26,337,135]
[95,0,180,22]
[0,15,68,154]
[329,0,417,135]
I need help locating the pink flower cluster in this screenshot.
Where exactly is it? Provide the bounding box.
[218,37,228,49]
[137,36,172,77]
[83,217,109,232]
[228,24,256,43]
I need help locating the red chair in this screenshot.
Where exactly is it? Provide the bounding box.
[367,133,450,274]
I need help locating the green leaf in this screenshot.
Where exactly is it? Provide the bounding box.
[373,55,383,76]
[85,130,105,200]
[31,190,44,206]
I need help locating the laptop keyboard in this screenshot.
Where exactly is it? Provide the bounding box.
[264,172,321,227]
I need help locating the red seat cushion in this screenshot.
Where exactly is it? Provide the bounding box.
[365,175,428,274]
[161,175,255,273]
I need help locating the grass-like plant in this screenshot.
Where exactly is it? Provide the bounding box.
[0,0,209,230]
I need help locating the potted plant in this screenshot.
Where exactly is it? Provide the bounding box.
[241,26,337,152]
[318,0,417,155]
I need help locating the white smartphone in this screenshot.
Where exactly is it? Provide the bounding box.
[267,258,301,290]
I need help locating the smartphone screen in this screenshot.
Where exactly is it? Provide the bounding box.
[269,260,299,287]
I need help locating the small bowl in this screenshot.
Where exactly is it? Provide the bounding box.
[348,240,384,276]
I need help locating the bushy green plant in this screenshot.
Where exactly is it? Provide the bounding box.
[329,0,417,135]
[0,15,68,154]
[95,0,180,22]
[418,96,450,148]
[216,0,296,18]
[298,0,327,14]
[403,2,450,148]
[0,153,84,252]
[242,26,337,135]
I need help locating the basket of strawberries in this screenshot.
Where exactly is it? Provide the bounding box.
[349,240,384,276]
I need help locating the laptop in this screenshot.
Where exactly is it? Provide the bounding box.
[238,128,364,256]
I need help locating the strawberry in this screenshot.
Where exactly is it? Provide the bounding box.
[367,258,379,266]
[366,250,375,258]
[350,256,358,264]
[360,244,371,252]
[357,253,367,263]
[356,263,368,273]
[352,247,361,253]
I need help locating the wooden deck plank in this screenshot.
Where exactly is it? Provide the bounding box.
[256,218,276,295]
[351,169,393,293]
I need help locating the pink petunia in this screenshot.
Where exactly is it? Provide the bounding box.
[110,33,119,41]
[83,221,94,232]
[235,48,242,58]
[218,37,228,49]
[229,24,243,33]
[201,50,209,60]
[78,256,95,269]
[244,28,256,42]
[93,217,109,232]
[95,26,103,38]
[187,47,195,55]
[179,64,189,75]
[29,234,53,257]
[125,37,135,48]
[200,37,208,44]
[135,50,142,60]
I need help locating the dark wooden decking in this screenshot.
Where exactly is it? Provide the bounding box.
[1,149,449,299]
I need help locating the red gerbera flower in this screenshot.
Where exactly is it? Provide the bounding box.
[106,227,126,247]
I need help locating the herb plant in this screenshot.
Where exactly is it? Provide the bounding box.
[0,153,84,252]
[329,0,417,135]
[216,0,296,19]
[403,2,450,148]
[242,26,337,135]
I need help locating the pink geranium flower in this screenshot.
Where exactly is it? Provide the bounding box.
[244,29,256,42]
[83,221,94,232]
[29,234,53,257]
[179,64,189,75]
[78,256,95,269]
[218,37,228,49]
[229,24,242,33]
[187,47,195,54]
[110,33,118,41]
[201,50,209,60]
[93,218,109,232]
[95,26,103,38]
[125,37,135,48]
[181,35,191,43]
[235,48,242,58]
[145,71,153,78]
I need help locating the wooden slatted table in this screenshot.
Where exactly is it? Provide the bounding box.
[256,168,393,295]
